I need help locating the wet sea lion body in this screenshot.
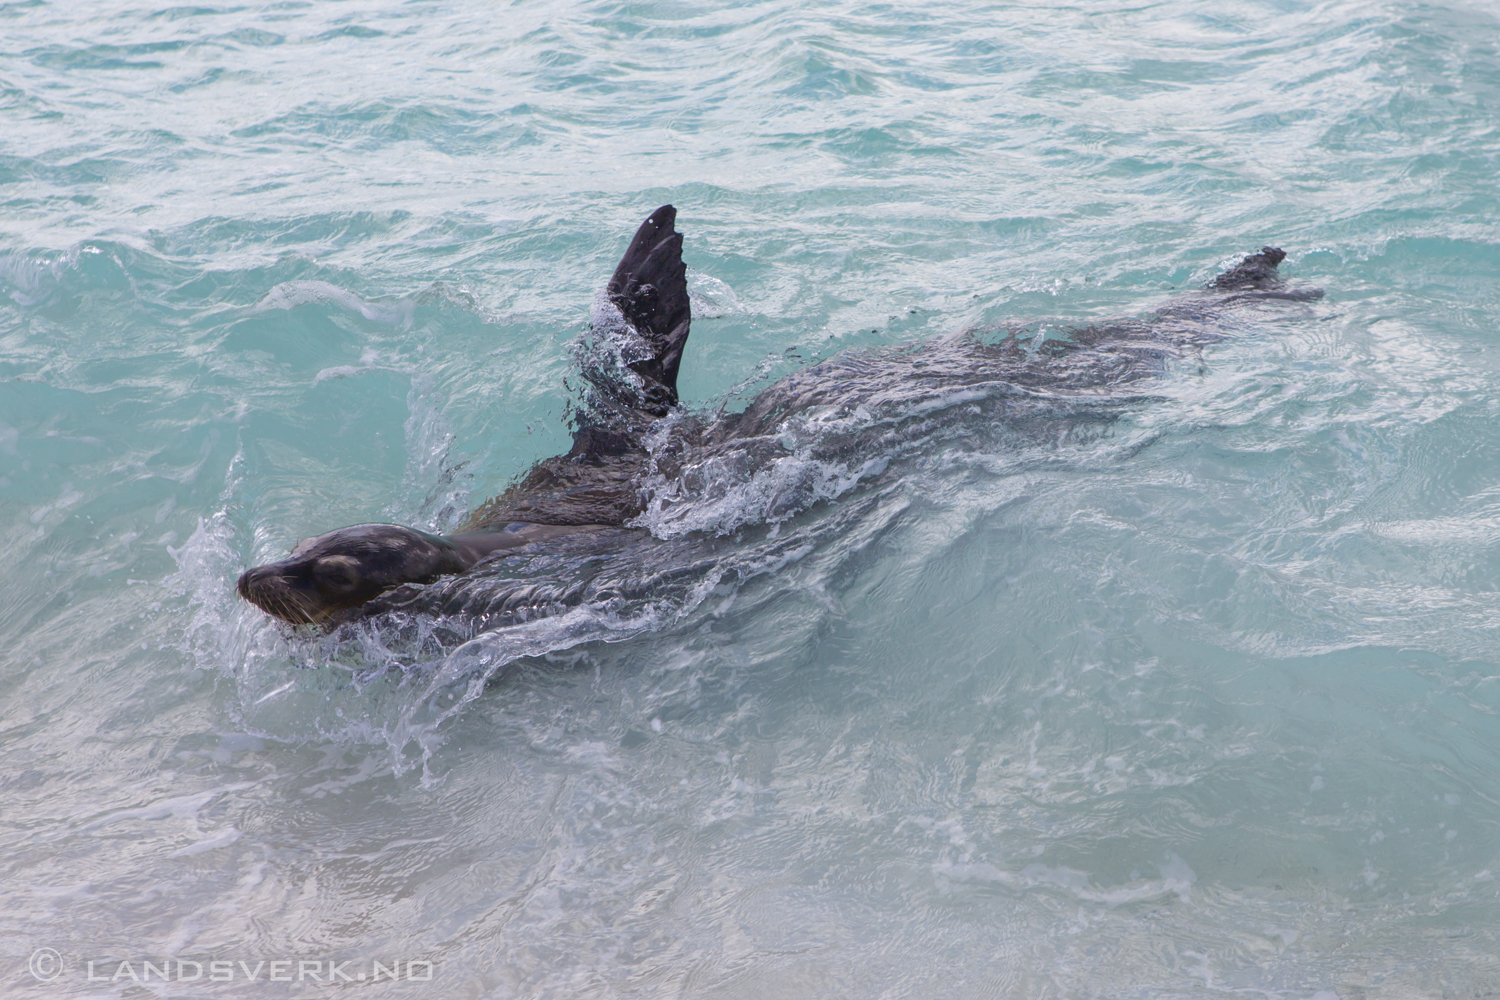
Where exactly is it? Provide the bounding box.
[237,208,1320,627]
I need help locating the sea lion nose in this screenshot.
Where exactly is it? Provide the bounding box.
[237,564,279,601]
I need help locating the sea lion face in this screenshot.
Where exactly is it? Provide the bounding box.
[237,524,466,626]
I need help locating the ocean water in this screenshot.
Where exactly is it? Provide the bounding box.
[4,0,1500,996]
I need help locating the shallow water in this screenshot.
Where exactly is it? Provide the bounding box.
[4,0,1500,996]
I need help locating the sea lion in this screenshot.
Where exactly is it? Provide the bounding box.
[238,207,1320,627]
[239,206,690,625]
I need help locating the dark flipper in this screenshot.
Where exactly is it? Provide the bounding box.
[1213,246,1286,289]
[608,204,692,407]
[1210,246,1323,302]
[463,209,694,531]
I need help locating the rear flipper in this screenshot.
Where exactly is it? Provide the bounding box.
[1211,246,1323,301]
[1090,244,1323,348]
[606,205,692,414]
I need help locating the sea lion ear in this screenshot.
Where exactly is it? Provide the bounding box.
[608,205,691,401]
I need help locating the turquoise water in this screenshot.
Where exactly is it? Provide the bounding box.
[5,0,1500,996]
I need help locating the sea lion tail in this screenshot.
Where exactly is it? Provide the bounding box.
[608,205,692,405]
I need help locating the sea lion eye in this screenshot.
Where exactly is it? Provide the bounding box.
[313,555,363,595]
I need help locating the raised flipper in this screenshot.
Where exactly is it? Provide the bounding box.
[607,204,692,413]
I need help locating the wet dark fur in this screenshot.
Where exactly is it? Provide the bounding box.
[238,208,1321,627]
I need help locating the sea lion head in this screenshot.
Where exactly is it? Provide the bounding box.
[237,524,468,626]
